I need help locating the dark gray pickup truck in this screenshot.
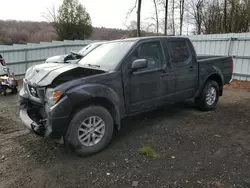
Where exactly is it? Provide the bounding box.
[19,36,233,156]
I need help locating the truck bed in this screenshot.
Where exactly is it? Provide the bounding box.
[197,55,233,85]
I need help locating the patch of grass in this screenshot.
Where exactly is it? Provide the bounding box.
[138,146,160,159]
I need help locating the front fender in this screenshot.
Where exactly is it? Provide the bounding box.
[67,83,120,103]
[66,83,121,127]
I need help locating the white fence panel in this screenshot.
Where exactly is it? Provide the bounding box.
[0,40,98,75]
[1,35,250,81]
[189,33,250,81]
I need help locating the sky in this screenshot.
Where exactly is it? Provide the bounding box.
[0,0,158,29]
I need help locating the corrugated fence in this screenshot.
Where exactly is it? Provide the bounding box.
[0,33,250,80]
[0,40,102,75]
[189,33,250,81]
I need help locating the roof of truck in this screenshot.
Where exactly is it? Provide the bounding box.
[112,36,190,43]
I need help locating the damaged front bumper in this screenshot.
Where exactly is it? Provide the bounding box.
[19,108,46,135]
[19,87,72,141]
[19,96,52,137]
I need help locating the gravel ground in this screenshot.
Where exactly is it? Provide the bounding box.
[0,87,250,188]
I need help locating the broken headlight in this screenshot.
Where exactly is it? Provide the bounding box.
[45,88,63,106]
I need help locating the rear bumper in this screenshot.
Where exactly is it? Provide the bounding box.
[19,88,72,140]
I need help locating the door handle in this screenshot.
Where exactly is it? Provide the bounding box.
[161,72,169,76]
[188,66,194,71]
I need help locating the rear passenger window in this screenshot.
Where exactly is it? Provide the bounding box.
[166,40,191,68]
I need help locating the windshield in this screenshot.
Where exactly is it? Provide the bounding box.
[78,43,100,56]
[78,41,135,70]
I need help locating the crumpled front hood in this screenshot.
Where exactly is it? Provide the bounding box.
[25,63,78,86]
[46,55,67,63]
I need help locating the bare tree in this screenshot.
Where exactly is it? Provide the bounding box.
[153,0,159,35]
[172,0,175,35]
[224,0,227,32]
[137,0,142,37]
[42,5,58,30]
[164,0,169,35]
[186,0,205,34]
[125,0,142,37]
[196,0,204,34]
[179,0,185,35]
[125,0,138,22]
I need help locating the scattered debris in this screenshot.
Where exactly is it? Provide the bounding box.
[132,181,139,187]
[215,180,221,186]
[215,135,222,138]
[92,178,99,183]
[197,180,202,184]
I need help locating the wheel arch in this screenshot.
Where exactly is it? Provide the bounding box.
[70,97,121,131]
[206,73,223,96]
[196,72,224,97]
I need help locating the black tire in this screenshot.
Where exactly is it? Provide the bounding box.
[64,105,114,157]
[1,89,7,96]
[195,80,220,111]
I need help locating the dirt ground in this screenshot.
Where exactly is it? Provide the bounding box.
[1,86,250,188]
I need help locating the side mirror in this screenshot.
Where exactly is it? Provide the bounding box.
[131,59,148,71]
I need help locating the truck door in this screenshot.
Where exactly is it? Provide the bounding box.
[122,40,167,113]
[164,38,198,100]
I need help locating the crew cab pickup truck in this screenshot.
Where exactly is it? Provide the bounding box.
[19,36,233,156]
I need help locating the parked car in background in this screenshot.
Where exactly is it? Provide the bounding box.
[45,42,104,64]
[0,54,8,76]
[19,36,233,157]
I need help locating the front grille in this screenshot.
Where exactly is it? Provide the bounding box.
[28,85,39,98]
[23,79,45,103]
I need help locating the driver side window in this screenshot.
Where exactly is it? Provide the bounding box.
[131,41,164,71]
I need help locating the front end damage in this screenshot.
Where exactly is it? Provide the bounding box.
[19,98,50,137]
[19,82,52,137]
[19,63,107,142]
[19,78,71,142]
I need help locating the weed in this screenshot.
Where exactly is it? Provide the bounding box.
[138,146,160,159]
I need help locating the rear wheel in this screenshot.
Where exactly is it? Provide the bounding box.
[0,87,7,96]
[64,105,114,157]
[195,80,219,111]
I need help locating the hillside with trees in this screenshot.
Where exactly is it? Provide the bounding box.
[0,20,156,45]
[0,20,131,45]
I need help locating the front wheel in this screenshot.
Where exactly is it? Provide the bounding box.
[64,105,114,157]
[195,80,220,111]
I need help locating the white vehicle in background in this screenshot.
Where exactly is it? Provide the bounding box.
[0,54,8,76]
[45,42,105,64]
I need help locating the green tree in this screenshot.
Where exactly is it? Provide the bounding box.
[55,0,92,40]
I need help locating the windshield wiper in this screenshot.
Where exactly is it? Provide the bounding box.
[87,64,100,68]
